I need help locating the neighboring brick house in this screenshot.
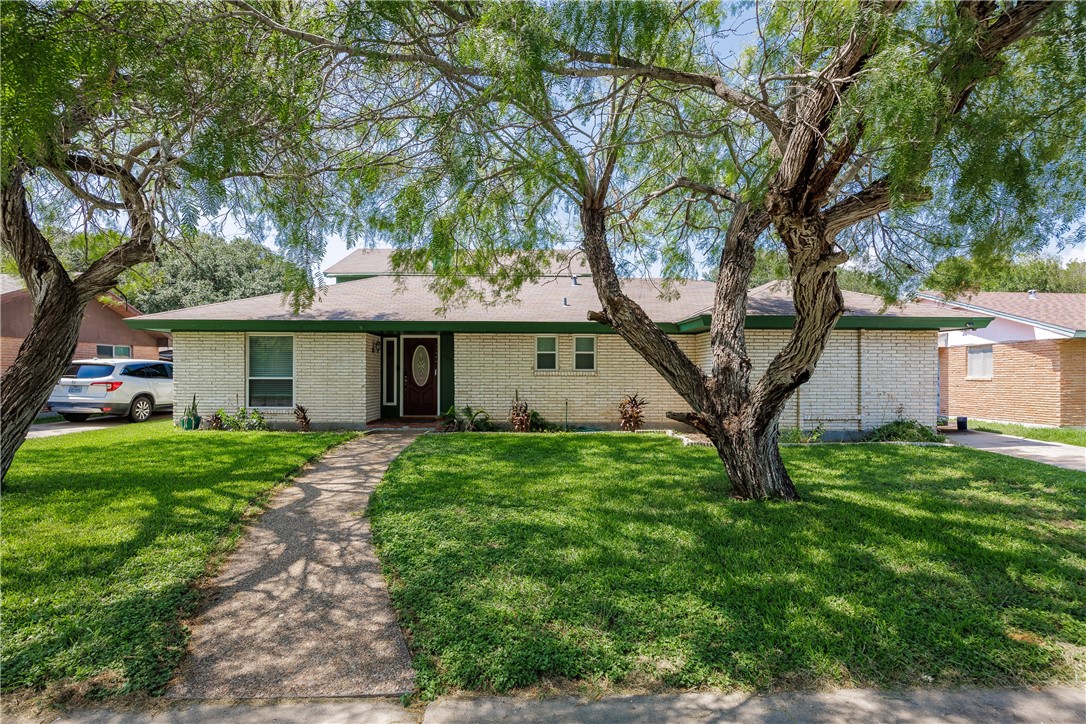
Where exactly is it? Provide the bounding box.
[1,273,170,375]
[918,291,1086,427]
[125,250,988,434]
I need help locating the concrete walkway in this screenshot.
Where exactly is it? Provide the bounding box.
[946,430,1086,472]
[167,431,421,699]
[29,686,1086,723]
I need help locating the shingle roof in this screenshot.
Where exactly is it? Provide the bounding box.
[324,247,592,278]
[918,291,1085,334]
[129,276,982,331]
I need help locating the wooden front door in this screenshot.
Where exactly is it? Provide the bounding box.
[402,337,438,416]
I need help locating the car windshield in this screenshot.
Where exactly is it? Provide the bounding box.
[64,364,115,379]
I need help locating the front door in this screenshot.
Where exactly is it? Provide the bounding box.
[402,337,438,416]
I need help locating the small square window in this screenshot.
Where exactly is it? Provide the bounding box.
[114,345,131,358]
[96,344,112,357]
[574,336,596,371]
[967,345,993,379]
[536,336,557,370]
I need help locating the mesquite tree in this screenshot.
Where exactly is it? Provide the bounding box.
[0,1,396,478]
[232,0,1084,499]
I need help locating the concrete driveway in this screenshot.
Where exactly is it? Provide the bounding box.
[946,429,1086,472]
[26,413,172,439]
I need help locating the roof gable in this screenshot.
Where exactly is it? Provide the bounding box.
[917,292,1085,335]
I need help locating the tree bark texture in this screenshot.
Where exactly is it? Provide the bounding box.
[1,167,155,481]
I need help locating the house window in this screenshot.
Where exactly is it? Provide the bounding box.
[574,336,596,371]
[248,335,294,407]
[382,338,397,406]
[96,344,131,358]
[967,345,993,379]
[535,336,557,370]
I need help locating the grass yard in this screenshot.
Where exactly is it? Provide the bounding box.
[971,421,1086,448]
[371,434,1086,696]
[1,421,351,696]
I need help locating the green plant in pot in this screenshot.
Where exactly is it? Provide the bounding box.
[179,395,201,430]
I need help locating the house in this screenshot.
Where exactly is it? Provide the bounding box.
[1,273,170,375]
[917,291,1086,427]
[125,251,989,434]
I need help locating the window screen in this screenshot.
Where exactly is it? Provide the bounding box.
[574,336,596,371]
[248,336,294,407]
[536,337,557,370]
[967,345,993,379]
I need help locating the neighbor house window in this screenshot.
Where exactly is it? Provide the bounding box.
[967,345,993,379]
[382,337,397,406]
[96,344,131,358]
[535,336,557,370]
[574,336,596,371]
[248,335,294,407]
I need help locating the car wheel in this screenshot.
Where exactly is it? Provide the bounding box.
[61,413,91,423]
[129,396,154,423]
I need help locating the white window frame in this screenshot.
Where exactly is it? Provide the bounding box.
[966,344,993,380]
[246,333,295,409]
[535,335,558,371]
[96,344,131,358]
[382,337,398,406]
[573,335,597,371]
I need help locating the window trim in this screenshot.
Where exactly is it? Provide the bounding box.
[382,337,398,407]
[96,344,131,358]
[246,333,295,409]
[534,335,558,371]
[573,335,597,372]
[966,344,993,380]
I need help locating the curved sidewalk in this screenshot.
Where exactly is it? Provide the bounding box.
[946,430,1086,473]
[168,431,421,699]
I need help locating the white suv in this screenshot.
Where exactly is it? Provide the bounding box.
[48,359,174,423]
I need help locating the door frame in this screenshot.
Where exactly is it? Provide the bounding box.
[399,334,441,417]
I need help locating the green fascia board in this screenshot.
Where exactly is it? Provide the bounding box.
[674,314,994,333]
[127,314,993,335]
[126,318,629,334]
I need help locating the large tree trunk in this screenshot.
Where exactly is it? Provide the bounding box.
[0,290,86,477]
[1,165,155,481]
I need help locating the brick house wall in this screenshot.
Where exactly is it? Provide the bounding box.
[454,333,701,428]
[940,338,1085,426]
[456,329,937,431]
[170,328,939,431]
[171,331,374,429]
[1,291,167,375]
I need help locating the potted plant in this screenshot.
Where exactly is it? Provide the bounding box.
[179,395,201,430]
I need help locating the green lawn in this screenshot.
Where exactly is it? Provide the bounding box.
[371,434,1086,696]
[971,421,1086,448]
[1,421,351,696]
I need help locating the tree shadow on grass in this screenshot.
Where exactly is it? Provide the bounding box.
[371,434,1086,693]
[2,427,344,694]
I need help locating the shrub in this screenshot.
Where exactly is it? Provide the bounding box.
[510,396,531,433]
[618,393,647,432]
[779,423,825,444]
[865,419,946,443]
[441,405,494,432]
[294,404,312,432]
[219,407,270,432]
[208,410,225,430]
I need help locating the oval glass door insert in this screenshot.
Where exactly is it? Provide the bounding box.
[411,345,430,387]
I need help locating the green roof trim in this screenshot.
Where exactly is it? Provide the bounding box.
[127,314,992,335]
